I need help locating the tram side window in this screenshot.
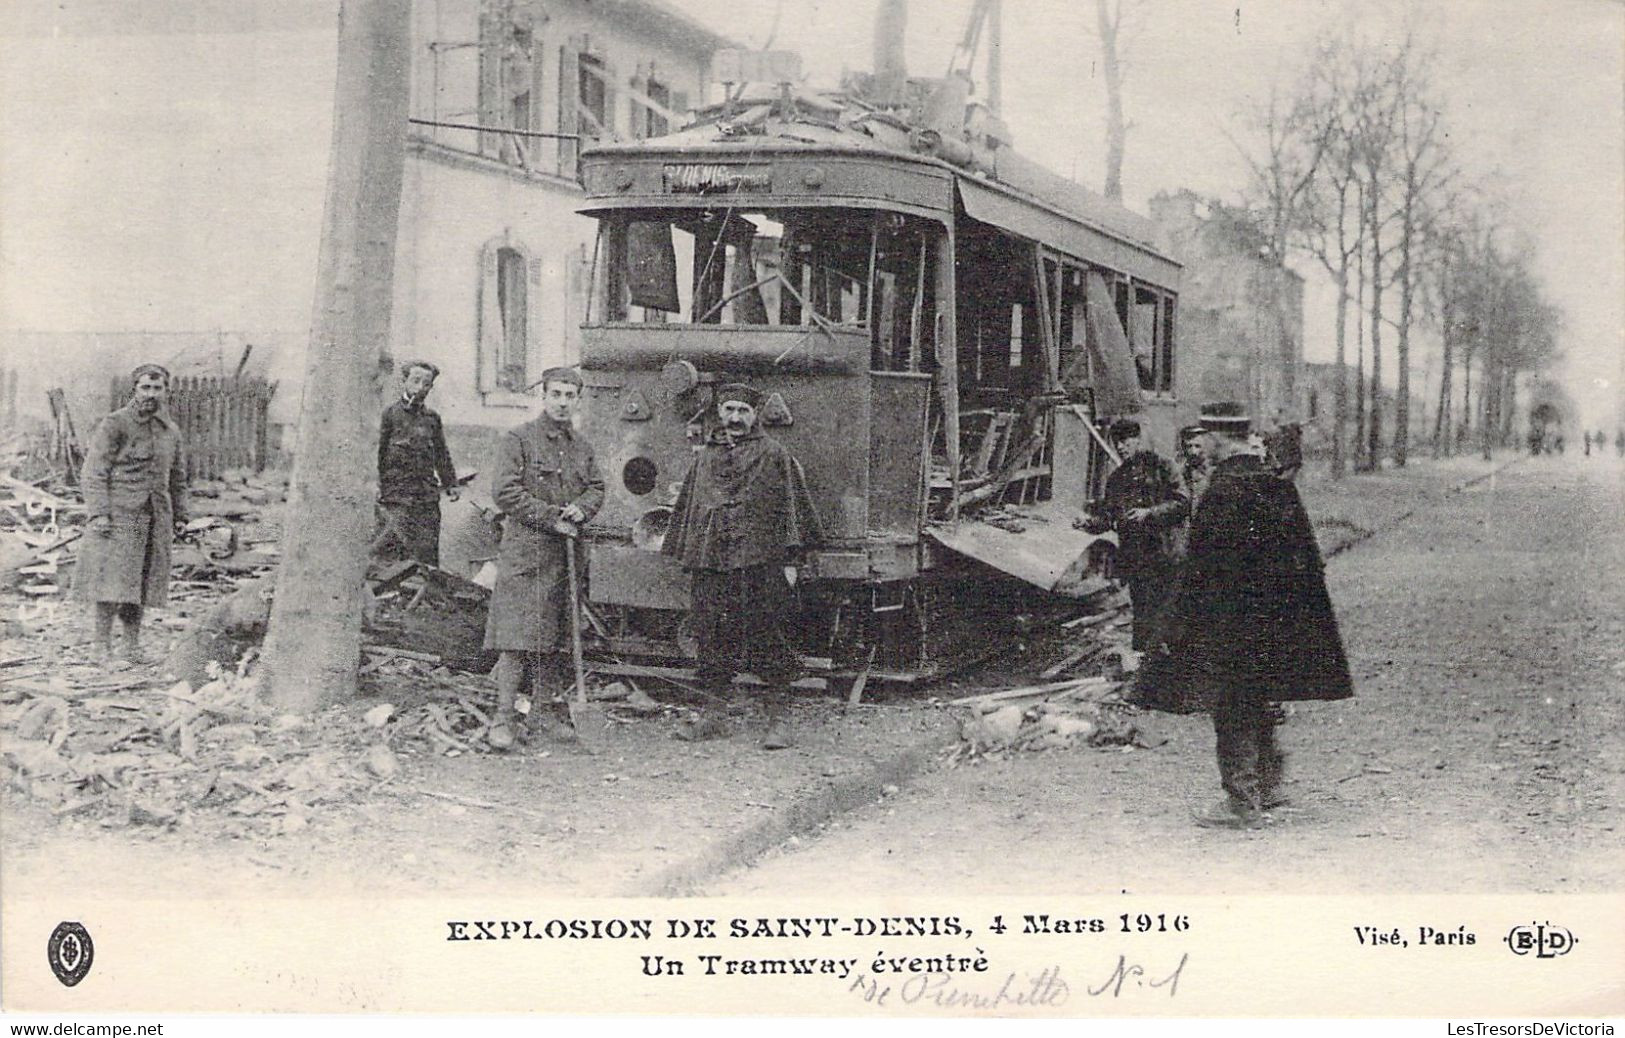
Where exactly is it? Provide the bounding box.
[1132,284,1174,395]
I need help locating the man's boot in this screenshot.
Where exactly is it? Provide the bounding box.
[92,603,118,664]
[118,604,144,663]
[760,691,794,751]
[488,652,523,751]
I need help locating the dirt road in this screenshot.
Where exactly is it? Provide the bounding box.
[712,453,1625,894]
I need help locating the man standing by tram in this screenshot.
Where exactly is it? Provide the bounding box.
[483,367,603,751]
[663,383,822,750]
[1083,417,1189,651]
[1134,402,1352,829]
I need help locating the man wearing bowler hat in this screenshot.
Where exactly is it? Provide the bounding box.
[1134,401,1352,828]
[663,382,822,749]
[75,363,189,663]
[483,366,603,750]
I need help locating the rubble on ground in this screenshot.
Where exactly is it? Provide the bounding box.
[942,600,1161,763]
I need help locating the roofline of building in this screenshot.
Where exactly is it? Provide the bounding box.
[588,0,743,57]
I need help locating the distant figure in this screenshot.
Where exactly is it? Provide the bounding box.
[1615,429,1624,457]
[1528,429,1543,456]
[1554,434,1566,454]
[375,360,459,565]
[663,383,822,750]
[1583,430,1592,456]
[1134,401,1352,829]
[1083,418,1189,651]
[74,364,189,664]
[1177,423,1209,505]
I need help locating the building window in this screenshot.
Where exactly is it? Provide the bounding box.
[578,53,609,140]
[477,1,545,167]
[1309,387,1319,420]
[633,75,672,139]
[479,236,542,399]
[496,248,528,389]
[558,39,615,175]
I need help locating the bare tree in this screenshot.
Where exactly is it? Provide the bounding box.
[1093,0,1134,201]
[1386,44,1454,467]
[1296,37,1369,479]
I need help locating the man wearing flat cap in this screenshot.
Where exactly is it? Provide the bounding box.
[374,360,459,565]
[483,366,604,750]
[1083,416,1188,651]
[74,364,188,663]
[663,382,822,749]
[1134,401,1352,828]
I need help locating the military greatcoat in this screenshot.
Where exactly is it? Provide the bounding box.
[74,404,188,607]
[662,427,822,689]
[1135,453,1352,714]
[482,416,603,654]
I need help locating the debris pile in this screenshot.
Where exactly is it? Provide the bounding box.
[2,473,83,599]
[0,656,381,835]
[944,599,1161,763]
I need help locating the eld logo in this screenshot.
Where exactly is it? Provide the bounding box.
[47,921,94,987]
[1504,921,1577,958]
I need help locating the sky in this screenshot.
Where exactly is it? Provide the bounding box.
[2,0,1621,426]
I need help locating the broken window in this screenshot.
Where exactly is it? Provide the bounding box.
[476,0,545,167]
[632,72,678,140]
[1131,283,1175,395]
[596,209,891,334]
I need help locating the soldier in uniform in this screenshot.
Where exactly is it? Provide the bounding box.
[75,363,188,663]
[662,383,822,750]
[1083,417,1189,651]
[374,360,459,565]
[1134,402,1352,828]
[483,367,603,751]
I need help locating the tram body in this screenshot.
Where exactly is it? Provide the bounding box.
[571,94,1185,681]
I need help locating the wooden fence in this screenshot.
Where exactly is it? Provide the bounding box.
[110,376,276,480]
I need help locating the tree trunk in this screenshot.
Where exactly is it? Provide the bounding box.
[1480,356,1495,461]
[1354,240,1367,470]
[1331,264,1350,479]
[1460,350,1473,449]
[1367,202,1385,472]
[1432,253,1452,458]
[1393,197,1415,467]
[264,0,411,713]
[1095,0,1126,202]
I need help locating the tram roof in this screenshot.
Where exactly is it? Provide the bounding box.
[580,89,1181,290]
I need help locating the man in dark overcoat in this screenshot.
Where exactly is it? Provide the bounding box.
[483,367,604,750]
[1133,401,1353,828]
[374,360,459,565]
[74,363,188,662]
[1084,417,1189,651]
[662,383,822,750]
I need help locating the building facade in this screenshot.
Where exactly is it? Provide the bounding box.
[1148,190,1303,427]
[395,0,733,466]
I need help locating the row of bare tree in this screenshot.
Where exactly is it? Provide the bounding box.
[1232,19,1561,477]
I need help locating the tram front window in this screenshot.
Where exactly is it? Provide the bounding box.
[601,209,917,333]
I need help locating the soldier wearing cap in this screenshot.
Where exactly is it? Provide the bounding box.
[374,360,459,565]
[1082,416,1188,651]
[663,382,822,750]
[483,366,604,750]
[74,363,189,663]
[1134,401,1352,828]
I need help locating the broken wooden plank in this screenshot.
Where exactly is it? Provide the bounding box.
[362,644,442,664]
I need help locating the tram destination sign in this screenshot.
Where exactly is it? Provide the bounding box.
[663,163,773,194]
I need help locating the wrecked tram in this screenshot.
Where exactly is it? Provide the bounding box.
[570,87,1183,683]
